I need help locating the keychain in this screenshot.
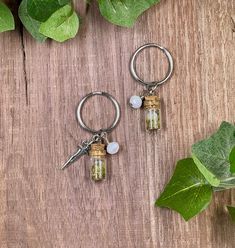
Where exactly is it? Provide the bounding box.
[60,91,121,182]
[129,43,174,131]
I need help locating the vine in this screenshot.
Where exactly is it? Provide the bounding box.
[156,122,235,222]
[0,0,160,42]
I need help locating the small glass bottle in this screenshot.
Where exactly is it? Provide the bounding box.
[144,95,161,131]
[89,143,107,182]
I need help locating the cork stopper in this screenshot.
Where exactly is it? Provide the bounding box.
[144,95,160,109]
[89,143,106,157]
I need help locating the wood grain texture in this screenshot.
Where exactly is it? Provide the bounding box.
[0,0,235,247]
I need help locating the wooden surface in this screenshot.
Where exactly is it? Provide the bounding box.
[0,0,235,247]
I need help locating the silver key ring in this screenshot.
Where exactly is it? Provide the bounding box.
[130,43,174,88]
[76,91,121,134]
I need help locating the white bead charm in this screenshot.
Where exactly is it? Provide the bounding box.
[129,95,142,109]
[107,142,120,155]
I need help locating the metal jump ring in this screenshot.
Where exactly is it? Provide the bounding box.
[76,91,121,134]
[130,43,174,88]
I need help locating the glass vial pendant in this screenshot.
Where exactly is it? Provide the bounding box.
[144,95,161,131]
[89,143,107,182]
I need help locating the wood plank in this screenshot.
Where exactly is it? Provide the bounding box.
[0,0,234,247]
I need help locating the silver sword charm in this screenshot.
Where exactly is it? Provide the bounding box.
[59,145,89,170]
[59,133,103,170]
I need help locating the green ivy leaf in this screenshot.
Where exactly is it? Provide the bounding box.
[27,0,67,22]
[227,206,235,222]
[0,2,15,32]
[19,0,47,42]
[192,154,220,187]
[192,122,235,188]
[39,5,79,42]
[156,158,212,221]
[229,146,235,174]
[98,0,160,27]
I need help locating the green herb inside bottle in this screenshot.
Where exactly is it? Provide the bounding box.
[91,159,106,181]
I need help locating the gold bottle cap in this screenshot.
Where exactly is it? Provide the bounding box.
[89,143,106,157]
[144,95,160,109]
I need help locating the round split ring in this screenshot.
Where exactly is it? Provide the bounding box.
[130,43,174,89]
[76,91,121,134]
